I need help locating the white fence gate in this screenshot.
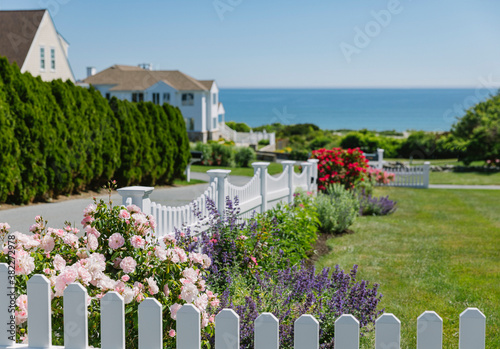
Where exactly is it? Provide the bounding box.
[0,267,486,349]
[118,160,319,239]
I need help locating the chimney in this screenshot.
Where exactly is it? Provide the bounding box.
[138,63,153,71]
[87,67,96,77]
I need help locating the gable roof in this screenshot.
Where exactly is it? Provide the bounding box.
[84,65,212,92]
[0,10,46,68]
[199,80,215,90]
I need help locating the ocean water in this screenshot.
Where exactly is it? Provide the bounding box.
[219,88,492,132]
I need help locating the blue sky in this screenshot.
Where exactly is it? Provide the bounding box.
[1,0,500,88]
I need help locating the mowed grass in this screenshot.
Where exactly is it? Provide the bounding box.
[191,163,297,177]
[430,171,500,185]
[316,188,500,348]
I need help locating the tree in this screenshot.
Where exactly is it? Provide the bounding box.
[452,91,500,165]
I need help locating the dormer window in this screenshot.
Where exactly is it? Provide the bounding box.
[182,93,194,106]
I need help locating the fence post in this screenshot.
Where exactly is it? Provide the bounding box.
[177,304,201,349]
[255,313,279,349]
[252,162,270,213]
[307,159,319,193]
[207,169,231,215]
[377,148,385,169]
[423,161,430,189]
[27,275,52,348]
[215,309,240,349]
[417,311,442,349]
[459,308,486,349]
[281,161,296,203]
[335,314,359,349]
[375,313,400,349]
[294,315,319,349]
[64,283,88,349]
[301,162,312,191]
[117,186,155,215]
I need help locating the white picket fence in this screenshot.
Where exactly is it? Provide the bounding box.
[0,266,486,349]
[381,163,431,189]
[219,122,276,146]
[117,160,319,239]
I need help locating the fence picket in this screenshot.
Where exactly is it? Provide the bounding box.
[417,311,442,349]
[101,292,125,349]
[255,313,279,349]
[27,274,51,348]
[64,283,88,349]
[335,314,359,349]
[459,308,486,349]
[215,309,240,349]
[139,298,163,349]
[0,263,14,347]
[375,313,400,349]
[177,304,201,349]
[294,314,319,349]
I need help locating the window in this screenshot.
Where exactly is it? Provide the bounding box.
[40,47,45,70]
[152,93,160,104]
[182,93,194,106]
[50,48,55,70]
[212,93,217,105]
[213,117,217,129]
[132,93,144,102]
[163,93,170,103]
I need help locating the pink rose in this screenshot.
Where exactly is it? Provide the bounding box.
[170,303,182,320]
[109,233,125,249]
[169,329,176,337]
[130,235,145,249]
[120,257,137,274]
[119,209,130,219]
[121,275,130,282]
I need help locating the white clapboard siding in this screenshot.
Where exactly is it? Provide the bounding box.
[0,272,488,349]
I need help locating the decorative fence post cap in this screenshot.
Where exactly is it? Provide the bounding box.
[252,162,270,168]
[117,186,154,196]
[281,160,296,165]
[301,162,312,167]
[307,159,319,163]
[207,169,231,177]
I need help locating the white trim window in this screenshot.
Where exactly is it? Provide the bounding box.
[50,48,55,70]
[182,93,194,106]
[152,93,160,104]
[212,93,217,105]
[163,93,170,103]
[40,47,45,71]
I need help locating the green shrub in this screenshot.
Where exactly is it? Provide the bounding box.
[289,149,309,161]
[235,147,256,167]
[258,139,270,146]
[226,121,251,132]
[315,183,359,234]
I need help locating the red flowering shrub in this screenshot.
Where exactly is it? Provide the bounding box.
[311,148,369,191]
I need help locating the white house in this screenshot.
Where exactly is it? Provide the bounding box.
[0,9,75,82]
[84,64,226,142]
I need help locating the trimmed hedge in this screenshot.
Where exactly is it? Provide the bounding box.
[0,57,190,204]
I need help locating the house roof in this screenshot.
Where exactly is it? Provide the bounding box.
[0,10,45,68]
[84,65,213,92]
[199,80,215,90]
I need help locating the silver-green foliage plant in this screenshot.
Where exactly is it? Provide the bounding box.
[315,183,359,234]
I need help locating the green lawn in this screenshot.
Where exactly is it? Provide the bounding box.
[430,171,500,185]
[191,163,295,177]
[316,188,500,348]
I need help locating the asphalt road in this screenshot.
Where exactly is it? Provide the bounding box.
[0,172,250,234]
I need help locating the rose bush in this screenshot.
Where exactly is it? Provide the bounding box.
[0,200,218,348]
[311,148,369,191]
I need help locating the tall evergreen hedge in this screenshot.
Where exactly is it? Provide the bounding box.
[0,57,190,204]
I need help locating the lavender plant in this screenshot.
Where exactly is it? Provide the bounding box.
[358,190,397,216]
[178,196,384,348]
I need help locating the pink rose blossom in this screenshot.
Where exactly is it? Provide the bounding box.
[146,277,159,295]
[40,235,55,252]
[126,204,141,213]
[85,226,101,238]
[119,209,130,219]
[163,284,170,297]
[87,234,98,251]
[53,254,66,271]
[168,329,176,337]
[109,233,125,249]
[84,203,97,216]
[0,223,10,231]
[130,235,146,249]
[121,275,130,282]
[170,303,182,320]
[16,295,28,311]
[120,257,137,274]
[180,283,198,303]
